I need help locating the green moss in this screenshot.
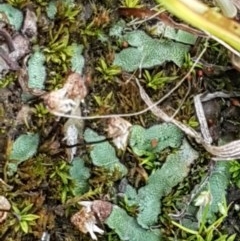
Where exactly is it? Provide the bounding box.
[109,20,126,38]
[105,123,198,239]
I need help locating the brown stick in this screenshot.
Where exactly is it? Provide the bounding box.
[118,8,207,37]
[0,29,15,52]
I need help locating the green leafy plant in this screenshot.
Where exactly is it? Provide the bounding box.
[50,160,73,203]
[137,151,157,170]
[54,1,81,23]
[46,70,64,90]
[44,25,73,68]
[93,91,115,114]
[0,72,17,88]
[120,0,143,8]
[172,198,236,241]
[182,53,202,74]
[11,203,39,234]
[79,6,110,41]
[96,58,122,82]
[33,103,49,118]
[80,21,104,39]
[34,0,48,7]
[6,0,29,8]
[187,116,199,128]
[143,70,178,90]
[229,160,240,188]
[32,103,51,126]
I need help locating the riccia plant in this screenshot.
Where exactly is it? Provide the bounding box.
[130,123,184,156]
[70,44,85,74]
[128,138,199,228]
[195,161,230,223]
[113,30,190,72]
[27,49,46,89]
[163,26,197,44]
[105,205,161,241]
[0,3,23,31]
[8,133,39,176]
[69,157,90,195]
[84,128,128,176]
[104,124,198,239]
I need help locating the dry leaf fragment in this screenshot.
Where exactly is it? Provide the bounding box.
[64,72,88,100]
[43,72,87,114]
[71,207,100,239]
[72,206,102,239]
[62,98,84,162]
[22,8,38,39]
[71,200,112,240]
[90,200,113,222]
[0,195,11,223]
[15,104,33,126]
[10,34,30,61]
[43,87,76,114]
[107,117,132,150]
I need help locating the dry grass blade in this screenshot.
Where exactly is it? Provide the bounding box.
[135,77,240,160]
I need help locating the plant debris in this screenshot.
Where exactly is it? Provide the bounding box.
[1,0,240,240]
